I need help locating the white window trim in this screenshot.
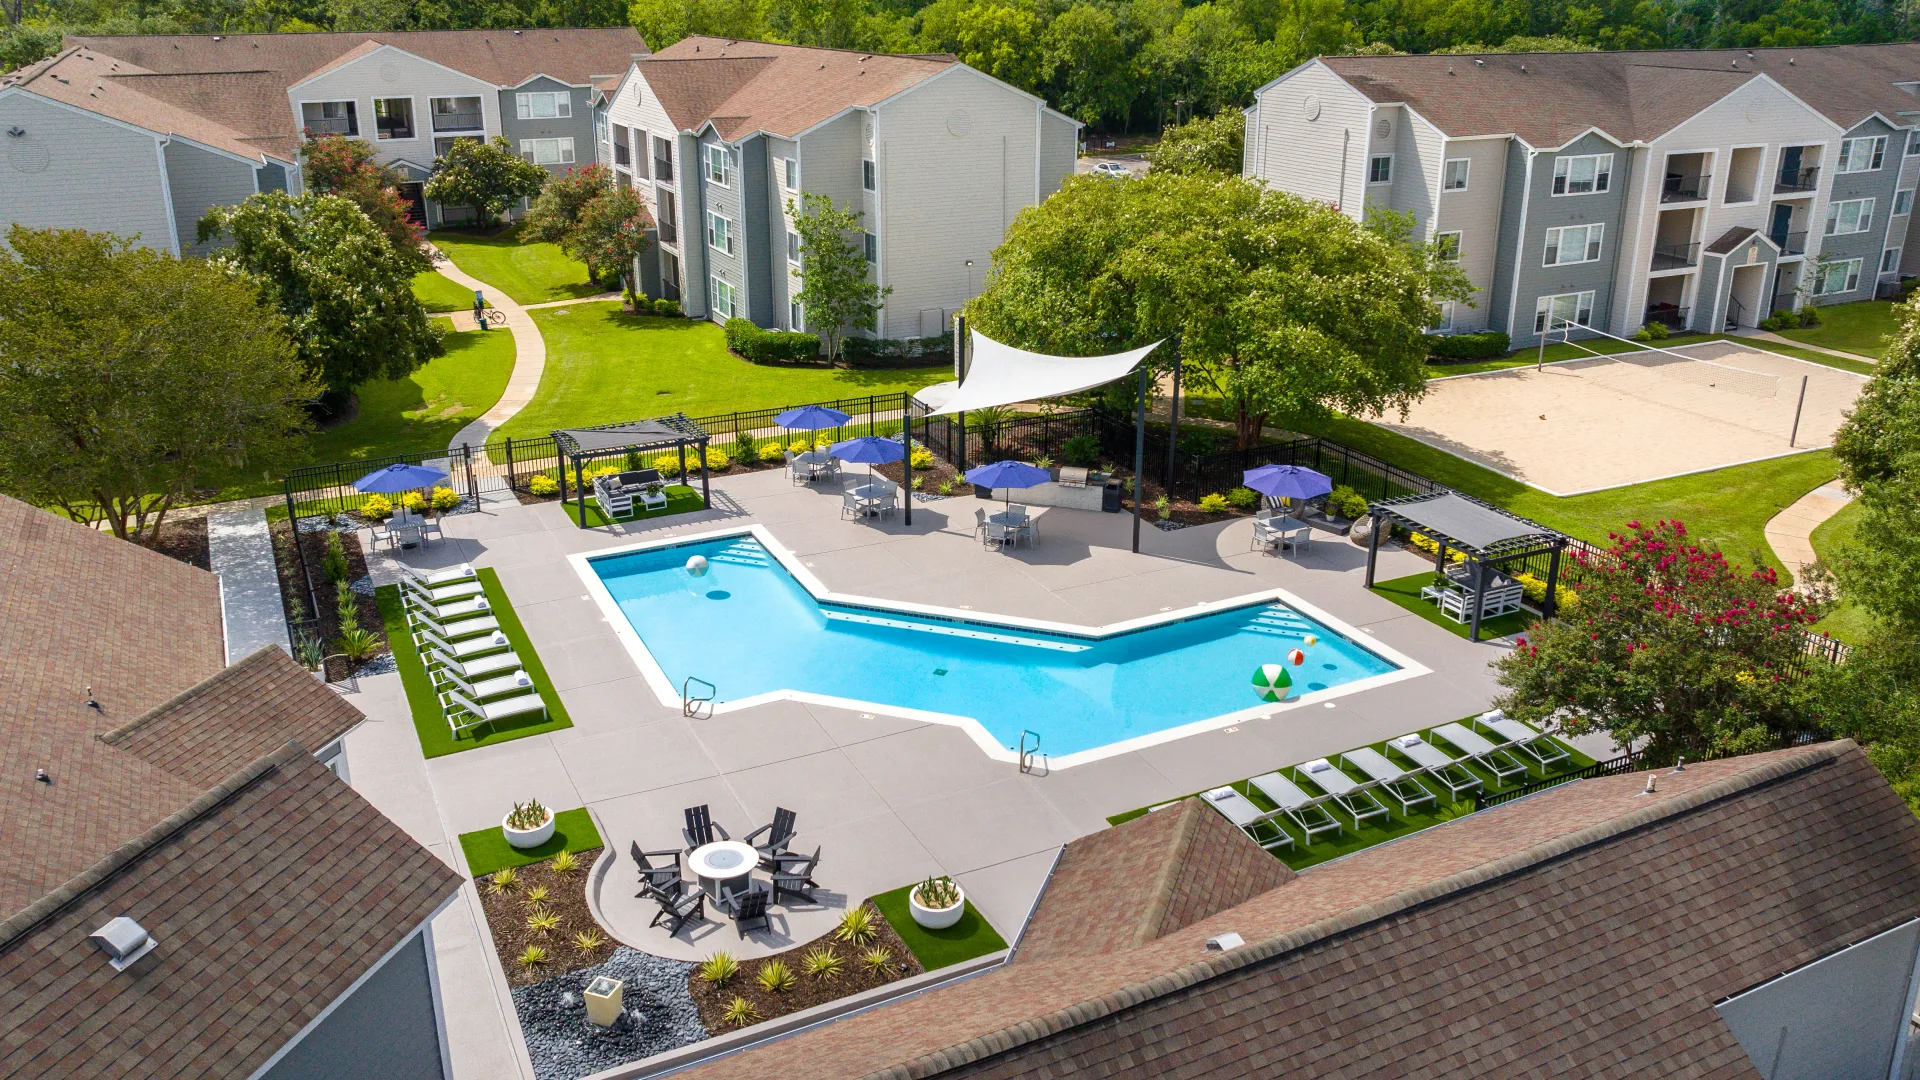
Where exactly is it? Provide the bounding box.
[1436,230,1462,262]
[1826,197,1876,236]
[864,230,877,263]
[710,276,736,320]
[707,144,729,188]
[1839,135,1887,174]
[1368,154,1393,185]
[518,137,575,166]
[299,99,360,138]
[1534,290,1596,334]
[1814,258,1864,296]
[515,91,572,121]
[1883,247,1902,274]
[783,157,798,191]
[1442,158,1470,191]
[1551,153,1613,197]
[708,212,734,256]
[1896,188,1914,216]
[371,95,418,141]
[788,301,804,331]
[786,229,801,268]
[430,95,486,133]
[1542,223,1604,267]
[862,158,876,191]
[1433,301,1454,332]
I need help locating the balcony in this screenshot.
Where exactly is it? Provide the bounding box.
[1661,174,1712,203]
[1775,167,1819,194]
[1644,304,1690,331]
[431,111,483,133]
[1769,229,1808,256]
[657,215,677,245]
[1650,242,1699,271]
[655,155,673,183]
[306,118,354,136]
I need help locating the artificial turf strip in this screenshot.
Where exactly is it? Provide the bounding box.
[870,885,1009,970]
[1368,571,1536,641]
[558,484,706,528]
[458,808,604,878]
[374,575,573,759]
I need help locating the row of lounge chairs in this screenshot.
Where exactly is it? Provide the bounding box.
[397,564,548,736]
[1199,712,1569,853]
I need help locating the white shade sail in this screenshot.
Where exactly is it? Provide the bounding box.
[920,331,1164,415]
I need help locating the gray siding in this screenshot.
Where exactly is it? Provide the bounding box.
[1488,143,1532,336]
[0,91,176,254]
[1716,919,1920,1080]
[696,131,748,322]
[164,139,257,256]
[1818,117,1903,302]
[498,76,596,176]
[257,161,289,193]
[1245,62,1372,219]
[1433,137,1509,333]
[741,135,774,325]
[1040,110,1077,198]
[264,929,445,1080]
[1507,135,1633,345]
[766,135,799,327]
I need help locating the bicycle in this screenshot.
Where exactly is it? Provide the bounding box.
[474,307,508,328]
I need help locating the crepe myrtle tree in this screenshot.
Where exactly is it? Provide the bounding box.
[425,136,548,231]
[787,192,889,360]
[569,186,654,301]
[300,134,427,268]
[964,171,1467,448]
[521,164,615,277]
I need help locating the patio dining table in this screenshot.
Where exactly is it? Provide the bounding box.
[847,483,897,518]
[687,840,758,901]
[795,450,838,478]
[988,510,1037,547]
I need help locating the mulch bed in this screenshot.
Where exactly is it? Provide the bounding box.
[266,519,386,658]
[479,848,618,988]
[687,902,924,1033]
[142,516,210,571]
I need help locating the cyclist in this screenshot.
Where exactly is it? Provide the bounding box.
[472,289,487,331]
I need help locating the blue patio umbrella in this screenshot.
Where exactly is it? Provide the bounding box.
[1242,464,1332,503]
[964,460,1051,513]
[774,404,853,430]
[354,463,451,494]
[829,435,905,485]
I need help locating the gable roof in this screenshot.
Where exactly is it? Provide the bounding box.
[1312,43,1920,147]
[0,742,460,1079]
[2,47,288,163]
[636,37,956,140]
[678,740,1920,1078]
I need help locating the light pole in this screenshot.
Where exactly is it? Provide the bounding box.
[964,259,975,298]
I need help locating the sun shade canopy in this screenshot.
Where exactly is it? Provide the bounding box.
[1371,492,1562,556]
[554,417,706,456]
[920,331,1164,415]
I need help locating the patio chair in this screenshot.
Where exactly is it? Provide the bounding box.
[682,804,729,850]
[646,882,706,933]
[425,646,521,679]
[973,508,990,543]
[430,664,531,702]
[1386,734,1483,800]
[1476,711,1571,770]
[441,687,545,735]
[407,607,500,642]
[405,590,489,622]
[840,491,865,520]
[1431,722,1531,784]
[986,520,1016,550]
[1340,748,1439,815]
[771,845,822,905]
[414,625,510,660]
[1294,759,1390,827]
[1279,524,1313,559]
[1199,787,1294,852]
[390,522,425,548]
[400,563,475,588]
[630,842,685,897]
[1246,772,1343,842]
[872,491,897,520]
[1250,517,1283,555]
[402,574,484,605]
[418,516,444,544]
[719,881,773,938]
[746,807,798,868]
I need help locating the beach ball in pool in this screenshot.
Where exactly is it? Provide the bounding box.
[685,555,709,577]
[1252,664,1293,702]
[1287,648,1306,666]
[1303,634,1318,647]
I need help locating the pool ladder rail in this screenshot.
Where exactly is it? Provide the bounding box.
[1017,730,1049,776]
[682,676,715,719]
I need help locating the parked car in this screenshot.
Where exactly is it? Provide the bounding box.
[1091,161,1132,179]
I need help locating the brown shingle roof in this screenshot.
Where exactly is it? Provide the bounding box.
[1318,43,1920,146]
[3,47,285,162]
[679,741,1920,1079]
[99,645,364,790]
[638,37,956,139]
[0,742,460,1079]
[1707,225,1763,255]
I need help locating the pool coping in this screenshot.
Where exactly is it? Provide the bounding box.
[567,525,1430,770]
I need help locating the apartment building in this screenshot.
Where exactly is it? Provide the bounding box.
[594,38,1080,341]
[1244,45,1920,345]
[0,28,646,253]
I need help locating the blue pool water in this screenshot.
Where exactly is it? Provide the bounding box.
[592,536,1400,758]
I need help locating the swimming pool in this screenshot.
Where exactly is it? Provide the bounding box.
[577,528,1421,767]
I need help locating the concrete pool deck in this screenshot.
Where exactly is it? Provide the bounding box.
[340,468,1522,1077]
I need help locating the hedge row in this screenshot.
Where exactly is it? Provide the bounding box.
[1423,330,1511,360]
[725,318,821,364]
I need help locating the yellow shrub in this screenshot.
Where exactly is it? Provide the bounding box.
[760,442,788,463]
[703,447,731,471]
[400,491,427,513]
[910,446,934,469]
[528,474,558,497]
[360,494,393,521]
[429,486,460,511]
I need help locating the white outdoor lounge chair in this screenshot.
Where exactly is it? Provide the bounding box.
[1387,734,1484,799]
[402,574,483,604]
[441,687,545,734]
[1200,788,1294,852]
[404,590,490,621]
[1294,759,1390,827]
[1246,772,1342,842]
[426,646,521,679]
[399,562,475,588]
[432,664,533,701]
[415,625,509,660]
[406,607,499,642]
[1341,748,1439,815]
[1432,722,1530,784]
[1477,711,1572,770]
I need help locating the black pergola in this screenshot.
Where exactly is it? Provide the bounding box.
[1364,491,1568,642]
[553,416,710,529]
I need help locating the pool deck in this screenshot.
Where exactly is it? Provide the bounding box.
[341,468,1524,1078]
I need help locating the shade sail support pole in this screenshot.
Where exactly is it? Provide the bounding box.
[1132,364,1147,554]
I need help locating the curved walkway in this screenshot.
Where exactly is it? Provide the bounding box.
[427,244,549,451]
[1733,326,1878,364]
[1766,480,1855,589]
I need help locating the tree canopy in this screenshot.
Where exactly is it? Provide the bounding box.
[0,227,314,542]
[787,192,888,360]
[423,136,547,230]
[1149,111,1246,175]
[300,134,428,269]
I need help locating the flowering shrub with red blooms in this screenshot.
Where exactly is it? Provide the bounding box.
[300,136,427,267]
[1494,520,1824,764]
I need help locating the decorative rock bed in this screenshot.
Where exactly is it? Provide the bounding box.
[513,948,706,1080]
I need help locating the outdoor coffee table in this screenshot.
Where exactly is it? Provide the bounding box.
[687,840,758,902]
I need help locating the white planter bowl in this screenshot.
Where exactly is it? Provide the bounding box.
[502,810,555,849]
[909,883,966,930]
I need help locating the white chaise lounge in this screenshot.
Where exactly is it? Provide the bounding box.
[1294,759,1389,827]
[1200,787,1294,852]
[1247,772,1343,842]
[1387,733,1484,799]
[1341,747,1439,815]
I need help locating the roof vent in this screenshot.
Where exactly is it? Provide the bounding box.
[1788,57,1795,64]
[1518,64,1526,72]
[1206,933,1245,952]
[90,917,157,972]
[513,28,521,34]
[212,35,221,41]
[1473,58,1484,66]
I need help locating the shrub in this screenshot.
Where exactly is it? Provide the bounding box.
[1061,433,1099,467]
[861,946,895,973]
[517,945,548,969]
[698,951,740,987]
[647,452,682,474]
[834,905,878,947]
[1632,326,1653,343]
[1759,310,1792,331]
[1798,305,1821,327]
[937,479,956,496]
[720,997,759,1027]
[759,442,788,463]
[731,430,757,464]
[1153,493,1172,520]
[522,885,549,906]
[525,908,561,935]
[788,439,814,456]
[1406,530,1466,562]
[703,447,731,471]
[757,959,796,993]
[1197,492,1231,513]
[360,493,394,521]
[400,490,428,513]
[726,317,821,363]
[1643,320,1669,340]
[320,531,350,582]
[528,474,559,497]
[1424,330,1510,360]
[910,445,934,469]
[572,929,606,953]
[338,627,381,661]
[653,298,680,317]
[1327,485,1369,520]
[486,867,517,893]
[801,946,844,979]
[1226,486,1259,509]
[1513,571,1579,612]
[430,485,460,512]
[548,851,580,874]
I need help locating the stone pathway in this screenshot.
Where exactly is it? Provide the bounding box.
[206,507,289,662]
[1733,326,1878,364]
[1765,480,1854,589]
[428,245,551,452]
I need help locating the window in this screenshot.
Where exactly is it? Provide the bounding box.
[1896,188,1914,216]
[783,157,798,190]
[519,138,575,165]
[710,276,736,319]
[430,96,483,132]
[708,212,733,256]
[1909,131,1920,156]
[1543,223,1604,266]
[612,124,631,167]
[433,135,481,158]
[661,250,681,301]
[374,99,414,140]
[300,101,357,137]
[1826,197,1875,235]
[595,110,609,146]
[1443,158,1469,191]
[863,158,875,191]
[1368,154,1392,184]
[515,91,571,120]
[1813,258,1863,295]
[1432,301,1454,332]
[1839,135,1887,173]
[1534,290,1595,334]
[707,143,729,186]
[789,302,803,331]
[657,189,677,244]
[1883,247,1902,274]
[633,129,648,179]
[1435,231,1461,262]
[786,229,800,266]
[864,230,877,262]
[1552,153,1613,196]
[653,136,674,183]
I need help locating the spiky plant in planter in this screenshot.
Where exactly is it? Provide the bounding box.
[505,800,549,830]
[912,876,961,910]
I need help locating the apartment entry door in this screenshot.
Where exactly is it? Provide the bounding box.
[397,182,426,224]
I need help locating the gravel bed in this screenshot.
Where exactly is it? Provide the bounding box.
[513,948,707,1080]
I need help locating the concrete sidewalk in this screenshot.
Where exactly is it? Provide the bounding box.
[206,507,289,662]
[428,246,549,452]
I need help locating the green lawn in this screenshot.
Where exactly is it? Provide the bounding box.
[458,808,603,877]
[1810,497,1876,644]
[870,885,1008,970]
[1370,571,1535,640]
[375,569,574,757]
[430,224,606,305]
[413,268,479,312]
[558,484,706,527]
[494,303,948,440]
[1776,299,1900,359]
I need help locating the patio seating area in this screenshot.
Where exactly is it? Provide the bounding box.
[398,563,549,737]
[1365,491,1568,641]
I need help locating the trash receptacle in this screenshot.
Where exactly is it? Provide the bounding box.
[1102,480,1123,513]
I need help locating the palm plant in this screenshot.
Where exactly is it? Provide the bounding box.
[721,997,759,1027]
[834,905,878,947]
